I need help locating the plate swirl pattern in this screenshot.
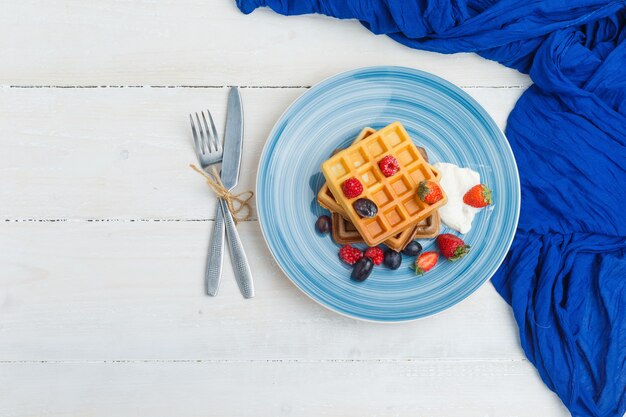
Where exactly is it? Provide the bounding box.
[257,66,520,322]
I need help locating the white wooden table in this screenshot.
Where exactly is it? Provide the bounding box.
[0,2,570,416]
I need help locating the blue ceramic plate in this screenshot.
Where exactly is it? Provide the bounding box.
[257,66,520,322]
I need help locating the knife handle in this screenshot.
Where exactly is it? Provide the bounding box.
[206,203,225,296]
[220,198,254,299]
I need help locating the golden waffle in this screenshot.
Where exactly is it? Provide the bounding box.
[321,122,447,246]
[317,128,441,216]
[330,212,365,245]
[320,128,440,250]
[331,211,440,249]
[318,127,376,215]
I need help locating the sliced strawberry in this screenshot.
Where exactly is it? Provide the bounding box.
[414,252,438,275]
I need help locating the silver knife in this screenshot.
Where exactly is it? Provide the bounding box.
[206,87,254,298]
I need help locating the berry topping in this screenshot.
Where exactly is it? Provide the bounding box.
[417,180,444,204]
[401,241,423,257]
[364,247,384,265]
[383,249,402,270]
[342,177,363,199]
[339,245,363,265]
[436,234,470,261]
[353,198,378,218]
[463,184,492,208]
[351,257,374,282]
[414,252,438,275]
[378,155,400,177]
[315,215,331,234]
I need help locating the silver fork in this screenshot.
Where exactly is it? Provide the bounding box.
[190,111,223,167]
[189,111,225,294]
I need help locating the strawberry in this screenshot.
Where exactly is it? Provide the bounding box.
[463,184,492,208]
[413,252,438,275]
[339,245,363,265]
[342,177,363,199]
[378,155,400,177]
[417,180,443,204]
[364,247,384,265]
[437,234,470,261]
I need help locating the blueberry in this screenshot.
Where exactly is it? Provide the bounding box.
[383,249,402,270]
[402,241,423,256]
[351,257,374,282]
[315,215,332,234]
[353,198,378,218]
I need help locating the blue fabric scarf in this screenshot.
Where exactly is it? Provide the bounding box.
[236,1,626,416]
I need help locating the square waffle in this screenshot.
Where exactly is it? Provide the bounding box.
[321,122,447,246]
[318,127,440,250]
[318,128,441,216]
[331,211,440,249]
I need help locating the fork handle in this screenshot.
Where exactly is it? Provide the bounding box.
[220,198,254,299]
[206,203,225,296]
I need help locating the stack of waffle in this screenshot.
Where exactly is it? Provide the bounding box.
[318,122,446,251]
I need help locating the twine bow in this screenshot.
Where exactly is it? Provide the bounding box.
[190,164,254,224]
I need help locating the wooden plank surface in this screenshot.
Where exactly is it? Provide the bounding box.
[0,361,568,417]
[0,1,531,87]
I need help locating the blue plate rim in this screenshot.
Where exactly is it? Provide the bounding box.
[256,65,521,322]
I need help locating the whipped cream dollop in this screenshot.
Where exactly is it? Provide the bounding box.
[432,162,481,234]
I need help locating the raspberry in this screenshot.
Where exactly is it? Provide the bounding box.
[378,155,399,177]
[364,247,384,265]
[342,177,363,199]
[339,245,363,265]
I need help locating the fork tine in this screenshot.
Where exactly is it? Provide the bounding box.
[195,112,209,155]
[189,114,203,157]
[200,111,216,152]
[206,110,222,151]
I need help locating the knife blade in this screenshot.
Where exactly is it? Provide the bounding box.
[221,87,244,191]
[218,86,254,298]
